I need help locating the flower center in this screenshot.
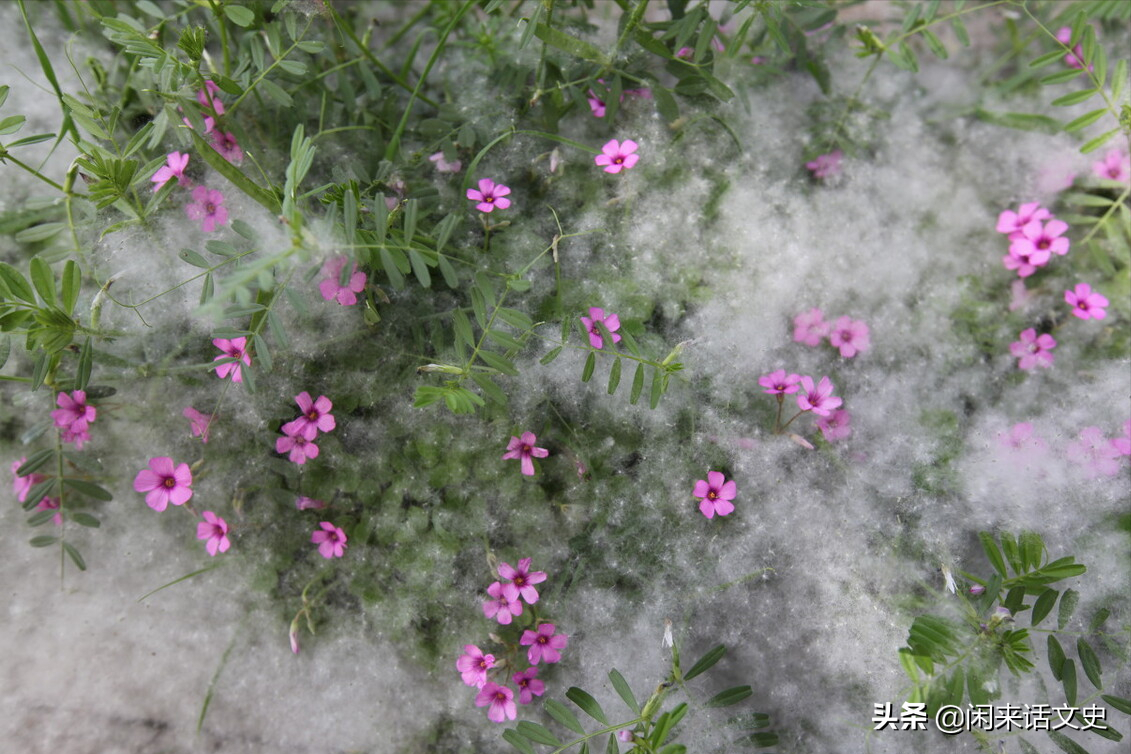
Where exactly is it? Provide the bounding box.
[307,410,319,420]
[205,202,216,213]
[614,157,624,164]
[164,477,176,488]
[513,575,526,586]
[708,490,718,500]
[1037,239,1049,250]
[485,196,495,203]
[521,444,531,454]
[537,635,548,645]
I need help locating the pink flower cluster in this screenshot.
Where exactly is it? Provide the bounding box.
[318,256,368,306]
[276,391,336,465]
[998,419,1130,479]
[759,370,850,443]
[805,150,842,180]
[996,202,1069,278]
[459,558,567,722]
[12,457,61,525]
[792,309,870,358]
[51,390,96,449]
[182,80,243,164]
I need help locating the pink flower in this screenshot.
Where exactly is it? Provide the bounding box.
[1010,329,1056,370]
[512,667,545,704]
[183,406,214,443]
[498,557,547,604]
[282,392,336,440]
[318,256,367,306]
[796,376,842,417]
[182,114,215,134]
[996,202,1051,235]
[758,369,801,395]
[1010,219,1070,259]
[816,409,852,442]
[151,151,191,191]
[1111,419,1131,457]
[828,317,870,358]
[134,456,193,512]
[792,308,830,346]
[51,390,96,432]
[289,620,301,654]
[1008,280,1033,312]
[62,424,92,449]
[35,497,62,526]
[805,150,842,179]
[693,470,737,519]
[185,186,228,232]
[676,46,694,58]
[311,521,347,558]
[594,139,639,174]
[1066,427,1122,478]
[580,307,622,349]
[428,151,461,173]
[483,581,523,625]
[295,496,326,510]
[196,511,231,556]
[997,422,1048,453]
[456,645,495,689]
[502,432,549,477]
[276,431,319,464]
[475,682,517,723]
[520,623,568,665]
[212,337,251,382]
[209,130,242,163]
[11,457,46,503]
[197,79,226,115]
[587,90,608,118]
[1055,27,1092,71]
[1092,149,1130,183]
[467,179,511,213]
[1065,283,1108,320]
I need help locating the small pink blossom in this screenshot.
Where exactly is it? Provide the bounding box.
[34,497,62,526]
[1092,149,1130,183]
[11,458,46,504]
[134,456,193,512]
[520,623,568,665]
[805,150,842,179]
[997,422,1048,453]
[1065,283,1108,320]
[758,369,801,395]
[51,390,96,433]
[1010,329,1056,370]
[197,80,226,115]
[185,186,229,232]
[183,406,214,443]
[428,151,461,173]
[467,179,511,213]
[289,620,301,654]
[182,114,215,134]
[595,139,639,174]
[693,470,736,519]
[1010,219,1070,259]
[151,151,190,191]
[512,667,545,705]
[1008,280,1033,312]
[209,130,243,164]
[212,336,251,382]
[828,317,870,358]
[1066,427,1122,478]
[196,511,231,556]
[996,202,1051,235]
[282,392,336,440]
[311,521,347,558]
[816,409,852,442]
[61,424,91,449]
[1055,27,1092,71]
[792,308,829,346]
[476,682,517,723]
[1002,245,1050,278]
[580,307,622,349]
[295,496,327,510]
[318,256,367,306]
[456,645,495,689]
[796,376,842,417]
[483,581,523,625]
[276,431,319,465]
[498,557,547,604]
[502,432,549,477]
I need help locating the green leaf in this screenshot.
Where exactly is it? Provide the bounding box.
[61,260,80,315]
[71,512,101,527]
[0,262,37,304]
[973,109,1061,134]
[581,351,596,383]
[1048,729,1090,754]
[501,729,536,754]
[76,337,93,390]
[486,328,522,351]
[1080,128,1120,154]
[1102,694,1131,716]
[533,23,608,65]
[566,687,608,724]
[1077,638,1102,690]
[653,87,680,122]
[478,350,518,376]
[29,535,58,547]
[1029,49,1067,68]
[516,721,560,746]
[179,248,211,268]
[540,346,563,365]
[544,698,585,735]
[223,4,255,27]
[407,249,431,288]
[1048,635,1067,680]
[1031,589,1058,626]
[379,248,405,290]
[253,333,272,372]
[922,29,947,59]
[17,449,55,476]
[469,372,506,406]
[259,78,293,108]
[684,644,726,680]
[0,334,9,370]
[1062,658,1077,706]
[1040,68,1085,85]
[1019,530,1044,572]
[630,363,645,405]
[188,129,280,214]
[496,308,533,331]
[609,669,638,713]
[1064,108,1108,132]
[607,356,622,394]
[1058,589,1079,630]
[1051,88,1098,107]
[649,368,663,409]
[704,685,752,708]
[438,256,458,288]
[29,257,55,305]
[1111,59,1128,102]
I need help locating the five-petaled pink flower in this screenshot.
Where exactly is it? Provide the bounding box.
[429,151,461,173]
[498,557,547,604]
[134,456,193,512]
[1067,427,1122,478]
[475,682,517,723]
[693,470,737,519]
[151,151,190,191]
[996,202,1051,235]
[467,179,511,213]
[816,409,852,442]
[210,130,243,164]
[212,337,251,382]
[456,645,495,689]
[318,256,367,306]
[483,581,523,625]
[805,150,842,179]
[183,406,214,443]
[1007,220,1070,276]
[1065,283,1108,320]
[521,623,568,665]
[197,80,226,116]
[276,430,319,465]
[197,511,231,556]
[52,390,96,434]
[282,392,337,440]
[1010,328,1056,370]
[828,317,870,358]
[186,186,229,232]
[580,307,622,349]
[512,667,545,705]
[311,522,347,558]
[595,139,639,174]
[502,432,548,477]
[796,376,842,417]
[758,369,801,395]
[792,308,830,346]
[1092,149,1130,183]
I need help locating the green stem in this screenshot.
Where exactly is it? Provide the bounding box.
[1,153,66,192]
